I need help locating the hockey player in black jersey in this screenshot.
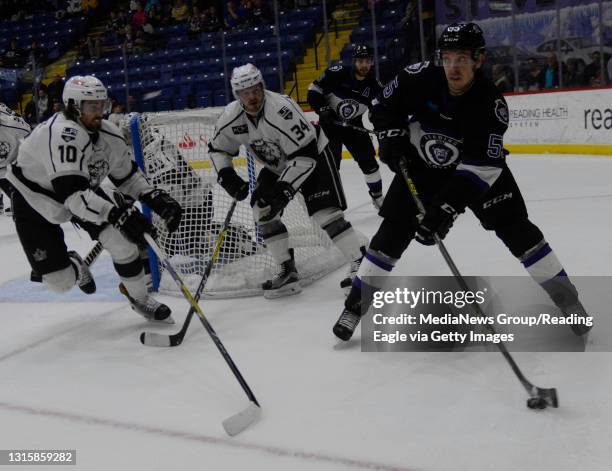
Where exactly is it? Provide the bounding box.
[307,44,385,209]
[333,23,591,341]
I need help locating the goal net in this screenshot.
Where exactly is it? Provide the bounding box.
[125,109,347,298]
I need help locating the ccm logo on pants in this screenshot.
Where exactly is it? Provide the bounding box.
[483,192,513,209]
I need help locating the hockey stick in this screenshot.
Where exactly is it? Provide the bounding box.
[398,158,558,410]
[143,231,262,435]
[332,121,377,135]
[84,241,104,267]
[140,199,238,347]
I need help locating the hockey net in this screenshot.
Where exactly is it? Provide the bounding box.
[125,108,347,298]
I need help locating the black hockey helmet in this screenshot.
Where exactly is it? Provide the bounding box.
[352,43,374,59]
[436,23,486,63]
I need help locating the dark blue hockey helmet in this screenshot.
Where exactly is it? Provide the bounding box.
[352,43,374,59]
[436,23,486,63]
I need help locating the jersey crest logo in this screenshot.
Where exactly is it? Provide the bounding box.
[61,127,78,142]
[232,124,248,134]
[0,141,10,160]
[278,106,293,120]
[337,99,360,120]
[419,133,461,168]
[494,99,509,125]
[32,248,47,262]
[404,61,429,74]
[250,139,283,167]
[88,159,110,188]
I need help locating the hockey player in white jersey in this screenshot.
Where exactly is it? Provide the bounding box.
[0,103,30,215]
[6,76,182,322]
[209,63,365,298]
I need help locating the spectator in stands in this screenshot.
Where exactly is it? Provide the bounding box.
[27,41,47,69]
[87,36,102,59]
[47,74,65,104]
[564,58,583,88]
[607,56,612,86]
[171,0,189,22]
[202,6,222,32]
[492,64,512,93]
[583,51,605,86]
[134,30,148,54]
[130,0,141,12]
[187,5,204,39]
[66,0,83,15]
[127,95,139,112]
[106,10,124,36]
[51,100,63,114]
[25,87,52,125]
[145,0,160,15]
[132,3,148,28]
[0,39,26,68]
[250,0,272,25]
[525,58,544,91]
[543,53,564,89]
[108,103,125,127]
[225,0,242,29]
[123,24,136,53]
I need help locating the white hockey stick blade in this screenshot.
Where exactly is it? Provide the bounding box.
[139,331,171,347]
[222,402,262,436]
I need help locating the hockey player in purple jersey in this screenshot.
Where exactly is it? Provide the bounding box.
[333,23,591,342]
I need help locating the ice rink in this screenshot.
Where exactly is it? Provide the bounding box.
[1,154,611,471]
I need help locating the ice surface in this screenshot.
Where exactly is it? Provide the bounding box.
[1,155,611,471]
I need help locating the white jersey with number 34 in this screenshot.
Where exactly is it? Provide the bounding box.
[209,90,328,175]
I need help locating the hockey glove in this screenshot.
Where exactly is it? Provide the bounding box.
[415,202,459,246]
[141,189,183,233]
[217,167,249,201]
[318,106,337,126]
[108,205,157,245]
[377,128,408,173]
[256,181,295,223]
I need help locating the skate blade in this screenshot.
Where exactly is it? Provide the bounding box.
[263,281,302,299]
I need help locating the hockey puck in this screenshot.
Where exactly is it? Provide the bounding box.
[526,397,547,409]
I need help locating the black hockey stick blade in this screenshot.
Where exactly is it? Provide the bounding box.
[534,386,559,408]
[222,402,262,436]
[140,311,195,347]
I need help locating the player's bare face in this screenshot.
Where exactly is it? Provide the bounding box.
[80,100,106,131]
[441,50,480,95]
[354,58,373,79]
[237,84,265,115]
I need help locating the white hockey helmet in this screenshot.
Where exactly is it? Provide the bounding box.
[0,102,15,116]
[230,63,265,98]
[63,75,110,115]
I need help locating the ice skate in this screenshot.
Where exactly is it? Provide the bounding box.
[369,189,384,210]
[333,306,362,341]
[119,283,175,324]
[263,249,301,299]
[67,250,96,294]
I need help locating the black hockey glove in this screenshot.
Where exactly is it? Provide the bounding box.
[256,181,295,223]
[318,106,337,126]
[217,167,249,201]
[415,202,459,246]
[377,128,409,173]
[141,189,183,233]
[108,205,157,245]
